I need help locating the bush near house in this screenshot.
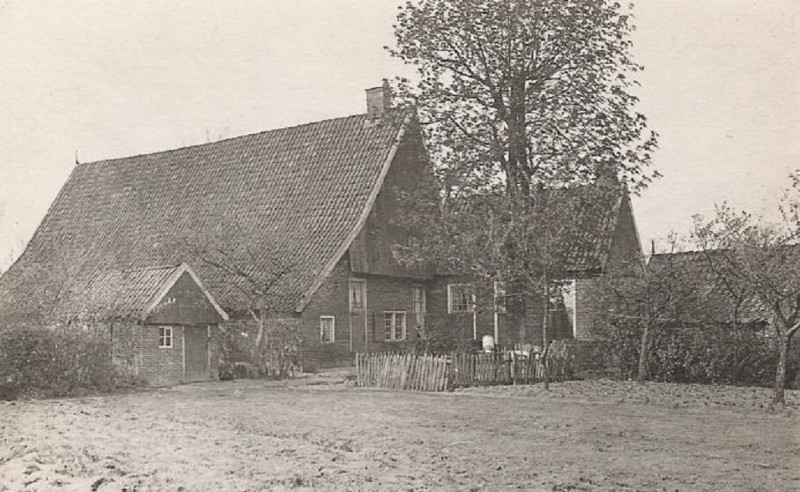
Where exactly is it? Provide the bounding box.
[219,318,304,379]
[0,324,136,400]
[597,320,800,388]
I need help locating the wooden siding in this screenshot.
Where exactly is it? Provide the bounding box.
[145,272,225,326]
[349,122,434,279]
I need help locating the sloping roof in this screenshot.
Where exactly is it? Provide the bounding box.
[647,250,774,323]
[559,185,628,273]
[0,109,412,318]
[59,263,228,321]
[433,183,633,277]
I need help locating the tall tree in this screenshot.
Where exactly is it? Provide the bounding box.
[390,0,658,379]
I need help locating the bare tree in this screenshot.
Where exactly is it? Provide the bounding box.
[592,242,711,383]
[692,172,800,405]
[181,214,307,378]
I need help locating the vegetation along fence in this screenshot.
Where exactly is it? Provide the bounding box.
[355,345,576,392]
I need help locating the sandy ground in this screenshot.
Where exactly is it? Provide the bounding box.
[1,373,798,491]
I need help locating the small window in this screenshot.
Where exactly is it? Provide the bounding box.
[494,281,507,313]
[158,326,173,348]
[320,316,335,343]
[349,279,367,312]
[412,286,426,328]
[384,311,407,341]
[447,284,475,313]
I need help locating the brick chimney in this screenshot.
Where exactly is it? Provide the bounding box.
[365,79,392,118]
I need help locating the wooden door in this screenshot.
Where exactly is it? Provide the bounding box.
[184,326,209,382]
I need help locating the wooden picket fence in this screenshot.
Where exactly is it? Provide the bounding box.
[355,352,448,391]
[355,349,574,392]
[448,350,572,387]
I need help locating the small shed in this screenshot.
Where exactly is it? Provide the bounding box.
[72,263,229,386]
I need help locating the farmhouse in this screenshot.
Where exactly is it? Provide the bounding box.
[426,186,644,348]
[0,83,439,383]
[69,263,229,386]
[0,82,645,384]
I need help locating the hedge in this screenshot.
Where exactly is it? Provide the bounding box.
[0,324,127,400]
[596,320,800,388]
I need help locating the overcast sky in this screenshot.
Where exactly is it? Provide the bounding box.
[0,0,798,269]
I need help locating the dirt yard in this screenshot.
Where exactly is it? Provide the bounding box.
[1,373,798,491]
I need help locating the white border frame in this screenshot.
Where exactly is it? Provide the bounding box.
[383,311,407,342]
[320,315,336,343]
[158,326,174,348]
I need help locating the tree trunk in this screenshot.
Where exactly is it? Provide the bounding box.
[636,323,650,384]
[772,334,791,406]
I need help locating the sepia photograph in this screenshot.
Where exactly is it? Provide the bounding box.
[0,1,798,490]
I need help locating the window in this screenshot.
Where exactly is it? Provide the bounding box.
[411,286,426,328]
[320,316,335,343]
[494,281,507,313]
[447,284,475,313]
[158,326,173,348]
[384,312,407,341]
[558,280,577,338]
[349,279,367,312]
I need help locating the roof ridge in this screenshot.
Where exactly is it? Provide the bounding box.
[650,250,718,257]
[76,109,407,167]
[95,264,182,275]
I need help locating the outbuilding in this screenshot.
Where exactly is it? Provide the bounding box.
[69,263,229,386]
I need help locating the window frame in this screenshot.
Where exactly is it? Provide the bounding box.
[411,285,426,328]
[383,311,407,342]
[158,326,173,348]
[447,284,475,313]
[349,278,367,312]
[320,316,336,343]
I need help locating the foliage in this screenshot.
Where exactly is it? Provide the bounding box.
[596,317,791,387]
[410,316,482,355]
[220,318,304,379]
[0,324,136,400]
[389,0,658,374]
[391,0,658,195]
[691,172,800,405]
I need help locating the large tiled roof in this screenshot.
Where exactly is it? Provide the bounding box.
[59,264,176,320]
[0,109,411,318]
[57,263,228,321]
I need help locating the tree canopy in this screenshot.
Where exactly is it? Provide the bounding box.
[390,0,658,197]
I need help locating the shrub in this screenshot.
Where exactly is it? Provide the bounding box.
[0,324,124,399]
[220,318,304,379]
[594,319,799,388]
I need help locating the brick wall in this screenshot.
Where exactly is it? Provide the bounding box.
[111,321,220,386]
